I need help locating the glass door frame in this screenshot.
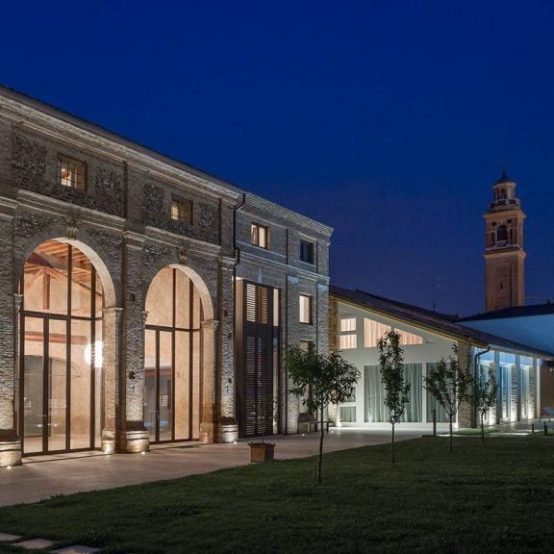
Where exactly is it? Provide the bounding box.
[144,268,204,444]
[19,243,103,457]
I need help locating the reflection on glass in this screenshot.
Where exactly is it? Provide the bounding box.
[159,332,173,441]
[48,319,66,452]
[144,329,156,441]
[174,331,190,440]
[23,316,45,454]
[71,319,91,449]
[145,268,174,327]
[144,267,204,443]
[21,240,105,454]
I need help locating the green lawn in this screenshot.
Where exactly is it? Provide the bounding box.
[1,437,554,553]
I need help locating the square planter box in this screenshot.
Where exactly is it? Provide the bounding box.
[249,442,275,463]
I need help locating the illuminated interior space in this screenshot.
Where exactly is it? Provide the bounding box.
[330,287,549,429]
[144,267,204,443]
[20,240,104,455]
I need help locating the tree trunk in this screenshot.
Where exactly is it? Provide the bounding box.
[391,423,395,465]
[449,413,453,452]
[318,405,324,484]
[481,412,485,443]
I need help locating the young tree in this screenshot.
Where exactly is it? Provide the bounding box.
[424,345,472,452]
[377,329,410,465]
[286,347,360,484]
[471,366,498,443]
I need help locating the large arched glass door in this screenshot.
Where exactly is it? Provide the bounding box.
[20,240,104,455]
[144,267,203,443]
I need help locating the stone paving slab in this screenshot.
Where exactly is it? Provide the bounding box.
[51,546,101,553]
[0,532,22,542]
[0,429,421,507]
[12,538,55,550]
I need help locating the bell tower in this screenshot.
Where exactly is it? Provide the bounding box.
[484,170,526,312]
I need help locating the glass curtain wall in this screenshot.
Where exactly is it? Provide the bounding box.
[478,350,496,426]
[363,364,422,422]
[499,352,517,422]
[425,363,449,423]
[21,240,104,454]
[519,356,535,421]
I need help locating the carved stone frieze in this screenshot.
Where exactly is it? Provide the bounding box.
[142,183,164,226]
[198,202,218,232]
[95,168,123,211]
[12,135,47,186]
[143,242,174,271]
[86,228,122,258]
[14,212,54,238]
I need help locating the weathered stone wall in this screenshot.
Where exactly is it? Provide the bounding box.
[235,195,332,435]
[0,87,333,465]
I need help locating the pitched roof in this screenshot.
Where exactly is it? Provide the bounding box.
[330,285,554,359]
[460,302,554,322]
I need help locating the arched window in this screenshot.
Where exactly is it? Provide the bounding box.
[496,225,508,243]
[144,267,207,443]
[20,239,105,455]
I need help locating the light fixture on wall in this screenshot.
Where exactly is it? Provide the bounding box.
[84,341,103,369]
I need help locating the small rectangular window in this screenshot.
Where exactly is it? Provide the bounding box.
[340,317,356,332]
[339,334,357,349]
[58,156,86,191]
[171,197,193,224]
[251,223,269,249]
[299,294,312,324]
[300,240,315,264]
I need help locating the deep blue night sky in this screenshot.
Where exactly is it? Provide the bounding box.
[2,1,554,316]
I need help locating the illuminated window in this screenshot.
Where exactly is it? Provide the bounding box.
[300,240,315,264]
[340,406,356,422]
[339,334,357,349]
[339,317,357,349]
[340,317,356,332]
[251,223,269,249]
[58,156,86,191]
[364,318,423,347]
[171,196,193,224]
[299,294,312,324]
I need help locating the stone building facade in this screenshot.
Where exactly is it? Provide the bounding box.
[0,87,332,466]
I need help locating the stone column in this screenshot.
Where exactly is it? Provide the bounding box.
[101,306,123,454]
[0,293,22,467]
[200,319,219,443]
[457,341,474,428]
[0,200,21,467]
[115,239,149,453]
[216,262,238,443]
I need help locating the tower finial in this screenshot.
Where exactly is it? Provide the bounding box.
[497,159,511,183]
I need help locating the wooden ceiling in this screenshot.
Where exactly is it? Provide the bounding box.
[24,240,99,288]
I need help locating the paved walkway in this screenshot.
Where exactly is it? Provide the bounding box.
[0,429,421,507]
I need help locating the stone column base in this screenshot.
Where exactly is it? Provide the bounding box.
[101,429,116,454]
[116,427,150,453]
[216,423,239,443]
[0,439,22,467]
[200,422,215,444]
